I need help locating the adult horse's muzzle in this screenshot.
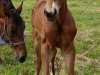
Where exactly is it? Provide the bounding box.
[44,8,57,21]
[14,44,27,63]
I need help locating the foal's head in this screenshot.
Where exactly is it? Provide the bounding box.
[2,1,27,63]
[44,0,66,21]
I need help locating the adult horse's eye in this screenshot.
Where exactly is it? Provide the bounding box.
[10,29,16,34]
[10,24,17,34]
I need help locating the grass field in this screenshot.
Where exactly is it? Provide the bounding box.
[0,0,100,75]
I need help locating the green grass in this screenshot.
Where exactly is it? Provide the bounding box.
[0,0,100,75]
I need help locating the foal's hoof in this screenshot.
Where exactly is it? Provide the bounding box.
[0,58,3,64]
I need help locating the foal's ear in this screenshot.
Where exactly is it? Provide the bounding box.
[16,1,23,14]
[3,2,11,17]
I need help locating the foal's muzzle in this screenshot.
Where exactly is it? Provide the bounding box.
[44,8,57,21]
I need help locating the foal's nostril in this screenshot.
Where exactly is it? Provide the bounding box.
[44,9,57,19]
[19,56,26,63]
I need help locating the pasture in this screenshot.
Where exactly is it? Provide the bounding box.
[0,0,100,75]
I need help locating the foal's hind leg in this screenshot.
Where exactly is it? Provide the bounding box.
[33,30,41,75]
[62,43,75,75]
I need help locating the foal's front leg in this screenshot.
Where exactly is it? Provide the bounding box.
[33,30,41,75]
[62,43,75,75]
[41,43,50,75]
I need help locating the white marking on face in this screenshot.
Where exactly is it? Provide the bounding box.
[52,2,59,13]
[45,1,59,13]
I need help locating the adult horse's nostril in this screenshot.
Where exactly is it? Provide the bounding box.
[19,56,26,63]
[44,8,57,21]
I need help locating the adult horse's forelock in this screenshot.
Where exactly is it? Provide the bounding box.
[3,0,23,17]
[3,1,23,28]
[3,0,24,27]
[4,0,15,10]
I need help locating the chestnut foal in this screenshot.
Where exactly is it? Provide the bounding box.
[32,0,77,75]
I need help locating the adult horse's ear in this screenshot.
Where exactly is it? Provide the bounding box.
[16,1,23,14]
[3,2,11,17]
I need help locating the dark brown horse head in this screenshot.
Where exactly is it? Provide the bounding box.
[44,0,66,21]
[1,0,27,63]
